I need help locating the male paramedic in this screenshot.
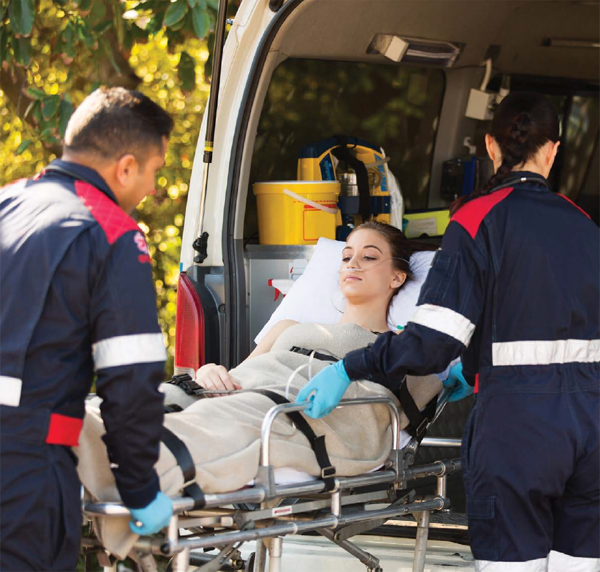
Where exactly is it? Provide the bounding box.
[297,92,600,571]
[0,87,174,571]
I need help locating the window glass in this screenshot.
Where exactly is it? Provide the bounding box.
[245,59,445,241]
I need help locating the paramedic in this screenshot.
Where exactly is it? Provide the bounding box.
[0,87,174,571]
[297,92,600,571]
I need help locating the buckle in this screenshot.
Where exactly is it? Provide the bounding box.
[321,466,336,479]
[415,418,429,438]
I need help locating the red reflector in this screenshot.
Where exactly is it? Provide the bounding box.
[175,272,206,372]
[46,413,83,447]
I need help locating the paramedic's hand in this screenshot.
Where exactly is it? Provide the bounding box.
[296,360,352,419]
[195,364,241,394]
[442,362,474,403]
[128,492,173,535]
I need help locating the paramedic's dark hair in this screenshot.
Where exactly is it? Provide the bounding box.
[452,92,559,214]
[349,221,437,320]
[63,87,173,163]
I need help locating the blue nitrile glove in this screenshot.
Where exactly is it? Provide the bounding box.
[296,360,352,419]
[128,492,173,535]
[442,362,474,403]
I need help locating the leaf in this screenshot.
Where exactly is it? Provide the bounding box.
[164,0,188,28]
[13,35,31,66]
[178,50,196,92]
[187,0,200,7]
[84,1,107,27]
[74,0,92,12]
[207,0,219,10]
[76,22,96,48]
[100,37,121,75]
[16,139,32,155]
[0,26,7,63]
[26,86,46,99]
[58,97,74,137]
[8,0,35,37]
[42,95,61,120]
[191,5,209,39]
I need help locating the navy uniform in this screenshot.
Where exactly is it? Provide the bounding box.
[0,161,166,571]
[344,173,600,569]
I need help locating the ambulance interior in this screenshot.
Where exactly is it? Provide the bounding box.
[216,0,599,522]
[235,0,599,347]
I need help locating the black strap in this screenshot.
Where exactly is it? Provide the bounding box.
[331,135,371,221]
[161,426,206,509]
[489,173,549,194]
[289,347,338,362]
[398,379,438,442]
[252,389,337,491]
[167,373,205,396]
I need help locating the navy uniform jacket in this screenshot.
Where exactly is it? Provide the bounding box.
[0,160,166,508]
[344,174,600,395]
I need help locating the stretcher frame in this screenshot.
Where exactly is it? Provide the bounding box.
[82,394,462,572]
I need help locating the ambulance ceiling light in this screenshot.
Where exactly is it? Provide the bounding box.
[367,34,462,67]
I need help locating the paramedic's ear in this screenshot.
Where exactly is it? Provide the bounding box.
[485,134,501,170]
[545,140,560,170]
[115,153,139,189]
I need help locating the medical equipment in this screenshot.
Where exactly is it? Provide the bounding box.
[82,390,462,572]
[297,136,396,239]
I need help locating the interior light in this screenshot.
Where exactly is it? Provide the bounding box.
[367,35,462,67]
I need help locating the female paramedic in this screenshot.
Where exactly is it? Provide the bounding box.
[297,92,600,571]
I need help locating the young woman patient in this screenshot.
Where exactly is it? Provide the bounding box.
[194,221,437,395]
[78,222,442,515]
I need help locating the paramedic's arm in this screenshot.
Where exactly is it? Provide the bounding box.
[344,220,487,392]
[91,231,166,509]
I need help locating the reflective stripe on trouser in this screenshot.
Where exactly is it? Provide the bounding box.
[462,382,599,562]
[476,551,600,572]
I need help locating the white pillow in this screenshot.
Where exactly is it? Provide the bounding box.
[255,237,435,343]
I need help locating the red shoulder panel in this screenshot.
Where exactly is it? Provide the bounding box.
[557,193,591,220]
[75,180,140,244]
[451,187,514,239]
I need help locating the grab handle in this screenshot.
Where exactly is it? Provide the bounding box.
[282,188,337,214]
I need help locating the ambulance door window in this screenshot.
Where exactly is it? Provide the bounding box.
[244,58,445,243]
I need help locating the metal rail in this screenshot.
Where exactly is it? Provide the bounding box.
[260,397,402,467]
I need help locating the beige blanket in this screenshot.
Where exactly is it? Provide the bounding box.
[76,323,441,557]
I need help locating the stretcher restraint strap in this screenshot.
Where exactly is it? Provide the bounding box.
[397,379,438,442]
[161,426,206,509]
[252,389,338,492]
[289,347,338,362]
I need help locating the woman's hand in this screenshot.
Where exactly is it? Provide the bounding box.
[195,364,241,395]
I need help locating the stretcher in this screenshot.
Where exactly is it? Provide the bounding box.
[81,389,462,572]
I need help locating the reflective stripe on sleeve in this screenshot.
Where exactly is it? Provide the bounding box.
[409,303,476,347]
[492,339,600,366]
[93,333,167,370]
[0,376,22,406]
[475,557,548,572]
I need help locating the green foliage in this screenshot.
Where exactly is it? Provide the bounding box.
[0,0,224,374]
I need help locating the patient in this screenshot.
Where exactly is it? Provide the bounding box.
[76,222,442,557]
[192,221,437,395]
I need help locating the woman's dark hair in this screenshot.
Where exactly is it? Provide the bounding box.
[452,91,559,214]
[348,221,437,319]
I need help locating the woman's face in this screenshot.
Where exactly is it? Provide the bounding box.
[339,228,406,304]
